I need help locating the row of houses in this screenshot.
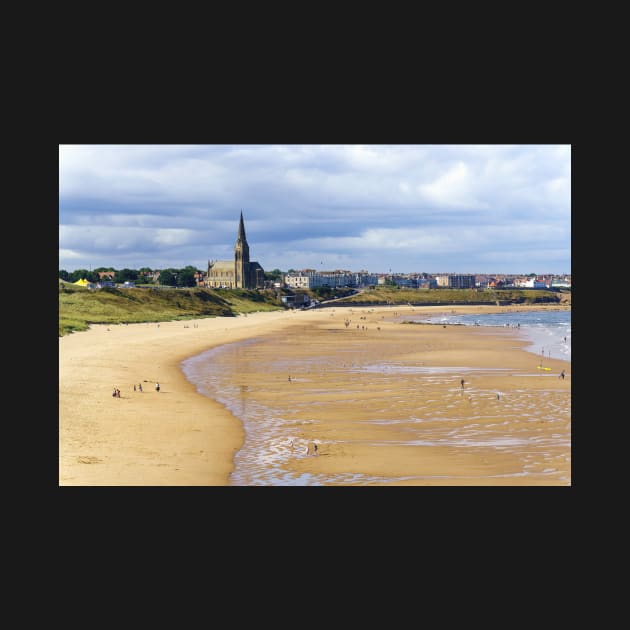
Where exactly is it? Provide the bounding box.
[284,269,379,289]
[474,274,572,289]
[283,270,571,290]
[73,269,572,291]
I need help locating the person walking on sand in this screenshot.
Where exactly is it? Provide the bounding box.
[559,370,565,380]
[461,379,465,389]
[155,382,160,392]
[134,384,136,392]
[138,383,142,392]
[116,388,121,398]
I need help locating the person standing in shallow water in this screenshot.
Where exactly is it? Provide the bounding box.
[461,379,465,389]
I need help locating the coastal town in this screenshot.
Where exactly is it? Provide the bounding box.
[60,213,571,293]
[60,145,570,487]
[61,266,572,292]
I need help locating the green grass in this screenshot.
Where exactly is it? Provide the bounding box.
[335,287,564,306]
[59,282,568,336]
[59,284,284,336]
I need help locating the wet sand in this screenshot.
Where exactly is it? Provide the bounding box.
[59,303,570,486]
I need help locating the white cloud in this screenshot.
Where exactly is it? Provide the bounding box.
[59,248,82,260]
[59,144,571,273]
[419,161,485,208]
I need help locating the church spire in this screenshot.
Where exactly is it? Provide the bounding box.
[235,211,250,288]
[237,210,247,243]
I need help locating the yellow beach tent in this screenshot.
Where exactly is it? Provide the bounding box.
[73,278,89,286]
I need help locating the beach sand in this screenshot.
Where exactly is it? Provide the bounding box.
[59,304,570,486]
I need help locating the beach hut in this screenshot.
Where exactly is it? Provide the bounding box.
[73,278,89,287]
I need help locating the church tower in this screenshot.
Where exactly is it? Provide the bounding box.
[234,211,250,288]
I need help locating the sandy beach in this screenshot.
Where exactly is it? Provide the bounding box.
[59,303,571,486]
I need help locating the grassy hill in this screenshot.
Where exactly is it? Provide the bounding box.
[333,287,569,307]
[59,283,285,336]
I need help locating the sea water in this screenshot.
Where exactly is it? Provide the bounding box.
[415,310,571,361]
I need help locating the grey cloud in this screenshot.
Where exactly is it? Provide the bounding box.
[59,144,571,274]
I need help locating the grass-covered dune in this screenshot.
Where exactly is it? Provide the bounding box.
[332,287,569,307]
[59,283,285,336]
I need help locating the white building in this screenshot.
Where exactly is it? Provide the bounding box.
[284,270,356,289]
[519,277,548,289]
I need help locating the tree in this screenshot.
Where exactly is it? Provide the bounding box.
[177,270,197,287]
[59,270,70,281]
[70,269,90,282]
[264,270,283,281]
[115,268,139,283]
[157,270,176,286]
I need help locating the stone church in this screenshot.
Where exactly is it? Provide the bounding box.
[206,212,265,289]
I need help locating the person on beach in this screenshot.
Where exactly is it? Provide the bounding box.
[313,443,318,455]
[134,384,136,392]
[112,387,117,397]
[138,383,143,392]
[155,382,160,392]
[116,388,121,398]
[559,370,565,380]
[461,379,465,389]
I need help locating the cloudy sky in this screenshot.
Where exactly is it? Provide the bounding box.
[59,144,571,274]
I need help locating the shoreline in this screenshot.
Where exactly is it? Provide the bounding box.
[59,303,570,485]
[59,310,298,485]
